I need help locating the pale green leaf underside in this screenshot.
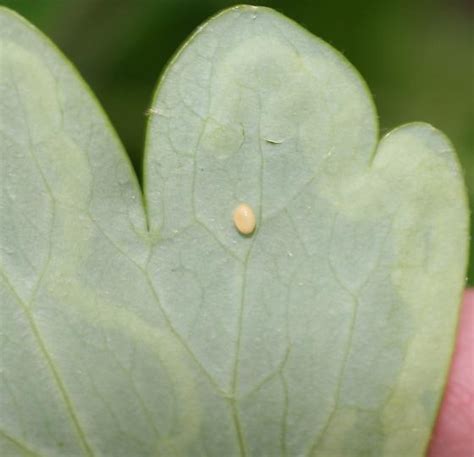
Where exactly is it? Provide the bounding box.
[0,5,469,457]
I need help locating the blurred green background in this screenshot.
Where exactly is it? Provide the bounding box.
[4,0,473,283]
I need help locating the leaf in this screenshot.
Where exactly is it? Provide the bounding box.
[0,5,469,457]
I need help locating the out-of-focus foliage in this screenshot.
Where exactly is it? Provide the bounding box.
[3,0,473,282]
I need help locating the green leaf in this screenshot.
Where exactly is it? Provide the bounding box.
[0,5,469,457]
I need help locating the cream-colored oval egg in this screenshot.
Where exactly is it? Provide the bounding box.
[233,203,256,235]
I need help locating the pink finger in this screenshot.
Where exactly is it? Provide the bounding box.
[427,289,474,457]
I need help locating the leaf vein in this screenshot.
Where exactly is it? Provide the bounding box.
[0,272,95,457]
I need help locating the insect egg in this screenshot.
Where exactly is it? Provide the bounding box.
[233,203,256,235]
